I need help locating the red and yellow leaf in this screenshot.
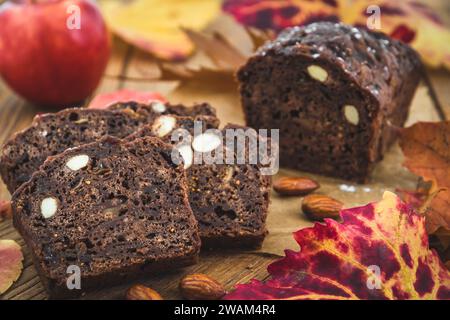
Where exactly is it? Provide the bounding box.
[224,192,450,300]
[87,89,166,110]
[0,240,23,294]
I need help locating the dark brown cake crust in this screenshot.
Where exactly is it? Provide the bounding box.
[126,114,220,143]
[238,22,422,182]
[108,101,217,122]
[12,136,200,298]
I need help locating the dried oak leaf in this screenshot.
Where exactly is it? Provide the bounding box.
[99,0,221,60]
[0,240,23,294]
[224,192,450,300]
[399,122,450,235]
[184,29,247,72]
[0,200,12,221]
[87,89,166,109]
[160,21,272,79]
[223,0,450,70]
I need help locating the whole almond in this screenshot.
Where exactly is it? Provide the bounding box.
[302,194,343,221]
[126,284,163,300]
[273,177,320,196]
[179,274,225,300]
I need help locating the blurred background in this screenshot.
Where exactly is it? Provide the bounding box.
[0,0,448,117]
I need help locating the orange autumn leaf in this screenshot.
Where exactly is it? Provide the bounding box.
[225,192,450,300]
[223,0,450,70]
[0,240,23,294]
[99,0,221,60]
[399,122,450,235]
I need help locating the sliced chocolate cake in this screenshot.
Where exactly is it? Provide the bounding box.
[12,136,200,298]
[1,102,217,193]
[238,22,422,182]
[127,116,272,249]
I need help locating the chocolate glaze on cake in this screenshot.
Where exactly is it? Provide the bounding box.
[238,22,422,182]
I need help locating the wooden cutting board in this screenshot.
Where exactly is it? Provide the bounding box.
[0,32,448,300]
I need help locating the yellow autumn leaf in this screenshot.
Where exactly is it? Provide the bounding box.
[99,0,221,60]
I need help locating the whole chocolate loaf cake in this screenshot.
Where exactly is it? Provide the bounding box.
[12,136,200,298]
[238,22,422,182]
[0,102,216,193]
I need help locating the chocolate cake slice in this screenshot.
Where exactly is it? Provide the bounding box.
[238,22,422,182]
[127,116,272,249]
[1,103,217,193]
[187,124,272,248]
[12,136,200,298]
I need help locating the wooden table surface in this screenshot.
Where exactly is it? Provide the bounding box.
[0,7,449,299]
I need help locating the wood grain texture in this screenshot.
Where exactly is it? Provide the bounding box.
[0,37,449,300]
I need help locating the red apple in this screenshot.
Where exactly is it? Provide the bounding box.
[0,0,111,107]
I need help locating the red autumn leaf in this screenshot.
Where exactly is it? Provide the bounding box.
[390,24,416,43]
[0,200,12,221]
[0,240,23,294]
[399,122,450,235]
[87,89,166,110]
[223,0,450,70]
[224,192,450,300]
